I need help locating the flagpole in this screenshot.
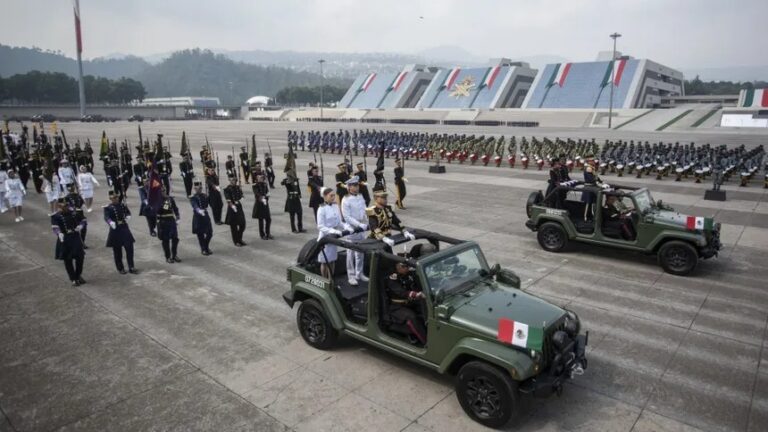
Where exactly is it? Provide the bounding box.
[73,0,86,118]
[608,32,622,129]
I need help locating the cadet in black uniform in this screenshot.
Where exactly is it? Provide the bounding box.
[252,172,273,239]
[64,184,88,249]
[138,177,157,236]
[156,151,172,193]
[224,176,247,246]
[308,165,323,221]
[354,162,370,206]
[239,146,250,184]
[225,155,236,179]
[335,162,349,205]
[393,158,407,209]
[133,156,147,187]
[546,158,569,209]
[264,152,276,189]
[386,262,427,345]
[281,173,305,233]
[190,181,213,255]
[205,167,224,225]
[156,189,181,263]
[104,190,138,274]
[179,155,194,197]
[51,198,86,286]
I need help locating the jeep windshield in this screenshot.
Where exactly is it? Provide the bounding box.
[424,245,489,297]
[633,189,654,214]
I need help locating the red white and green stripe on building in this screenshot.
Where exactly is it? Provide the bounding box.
[358,73,377,92]
[546,63,572,88]
[740,88,768,108]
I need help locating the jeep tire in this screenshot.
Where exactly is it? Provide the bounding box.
[297,299,338,350]
[537,222,568,252]
[658,240,698,276]
[526,191,543,218]
[456,361,519,429]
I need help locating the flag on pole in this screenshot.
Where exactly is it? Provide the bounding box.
[72,0,83,54]
[599,61,615,88]
[613,58,628,86]
[390,71,408,91]
[546,63,572,88]
[442,68,461,89]
[99,131,108,158]
[482,66,502,88]
[359,73,377,92]
[497,318,543,349]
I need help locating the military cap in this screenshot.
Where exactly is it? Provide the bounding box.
[337,162,346,168]
[374,191,388,198]
[108,190,119,197]
[193,181,202,187]
[345,176,359,186]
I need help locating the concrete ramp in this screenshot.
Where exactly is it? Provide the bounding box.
[666,104,722,131]
[616,108,692,132]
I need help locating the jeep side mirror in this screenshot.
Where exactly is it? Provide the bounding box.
[491,263,501,276]
[434,288,445,304]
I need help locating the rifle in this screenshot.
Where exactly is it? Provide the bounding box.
[231,145,236,182]
[216,152,220,179]
[320,154,325,185]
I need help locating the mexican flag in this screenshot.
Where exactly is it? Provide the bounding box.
[613,58,628,86]
[442,67,461,89]
[686,216,713,231]
[498,318,543,349]
[546,63,572,87]
[482,66,502,88]
[359,73,377,92]
[390,71,408,91]
[742,88,768,108]
[600,59,628,87]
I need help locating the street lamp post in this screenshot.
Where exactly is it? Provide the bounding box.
[318,59,326,121]
[608,32,622,129]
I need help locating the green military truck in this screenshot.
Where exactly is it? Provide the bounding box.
[525,182,721,276]
[283,229,588,428]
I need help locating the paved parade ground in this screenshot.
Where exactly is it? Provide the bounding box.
[1,120,767,432]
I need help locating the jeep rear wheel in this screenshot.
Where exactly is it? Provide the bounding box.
[526,191,543,218]
[658,241,698,276]
[537,222,568,252]
[297,299,338,350]
[456,361,519,429]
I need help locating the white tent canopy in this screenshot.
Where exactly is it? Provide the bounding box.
[246,95,271,106]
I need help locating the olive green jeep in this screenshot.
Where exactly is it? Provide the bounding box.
[283,229,588,428]
[525,182,721,276]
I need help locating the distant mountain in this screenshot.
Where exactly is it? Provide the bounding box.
[680,65,768,83]
[0,44,151,79]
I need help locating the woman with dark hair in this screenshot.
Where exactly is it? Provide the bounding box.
[315,187,351,279]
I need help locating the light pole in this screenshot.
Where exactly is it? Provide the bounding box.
[608,32,621,129]
[318,59,326,121]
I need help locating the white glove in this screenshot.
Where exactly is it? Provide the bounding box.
[383,237,395,247]
[143,199,148,205]
[261,199,267,205]
[403,178,409,183]
[231,205,237,213]
[126,215,131,221]
[197,209,205,216]
[58,233,65,242]
[404,231,416,241]
[75,225,82,232]
[361,224,368,231]
[109,221,117,230]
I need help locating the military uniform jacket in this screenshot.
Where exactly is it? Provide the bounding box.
[239,152,250,169]
[64,192,86,224]
[367,205,402,239]
[104,203,135,248]
[308,175,323,208]
[179,161,194,179]
[281,177,302,213]
[225,160,236,177]
[190,193,212,234]
[224,185,245,225]
[156,197,180,240]
[373,171,386,192]
[386,272,421,323]
[51,211,85,260]
[133,163,147,185]
[335,171,349,199]
[252,182,270,219]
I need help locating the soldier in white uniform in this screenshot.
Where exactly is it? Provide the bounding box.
[4,169,26,222]
[341,176,369,286]
[76,165,100,212]
[58,160,76,193]
[0,161,8,214]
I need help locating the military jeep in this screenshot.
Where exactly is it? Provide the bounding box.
[283,229,588,428]
[525,182,721,276]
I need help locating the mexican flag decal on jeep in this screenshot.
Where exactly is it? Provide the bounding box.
[685,216,713,231]
[498,318,543,349]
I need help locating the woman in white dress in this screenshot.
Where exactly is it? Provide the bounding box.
[316,187,351,279]
[42,172,61,216]
[5,169,26,222]
[0,163,8,214]
[77,165,99,212]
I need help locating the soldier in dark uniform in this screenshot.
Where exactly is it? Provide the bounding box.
[225,155,236,179]
[354,162,370,206]
[156,189,181,263]
[224,176,247,246]
[239,146,250,184]
[51,198,86,286]
[138,178,157,236]
[190,181,213,255]
[133,156,147,187]
[546,158,569,209]
[264,152,276,189]
[106,158,124,201]
[308,165,324,221]
[64,184,89,249]
[156,153,172,194]
[281,172,305,233]
[205,167,224,225]
[29,152,44,193]
[335,162,349,205]
[252,172,273,239]
[393,158,407,209]
[179,155,194,197]
[367,191,406,243]
[104,190,138,274]
[385,262,427,345]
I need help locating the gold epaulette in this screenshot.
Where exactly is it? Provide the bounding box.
[365,206,376,217]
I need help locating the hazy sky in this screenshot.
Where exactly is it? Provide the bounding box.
[2,0,767,68]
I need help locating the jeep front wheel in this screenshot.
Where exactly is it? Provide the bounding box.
[658,241,698,276]
[456,361,519,429]
[537,222,568,252]
[297,299,338,350]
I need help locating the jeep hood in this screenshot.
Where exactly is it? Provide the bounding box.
[651,209,716,231]
[444,283,565,350]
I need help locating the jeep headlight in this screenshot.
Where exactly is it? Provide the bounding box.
[530,349,541,362]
